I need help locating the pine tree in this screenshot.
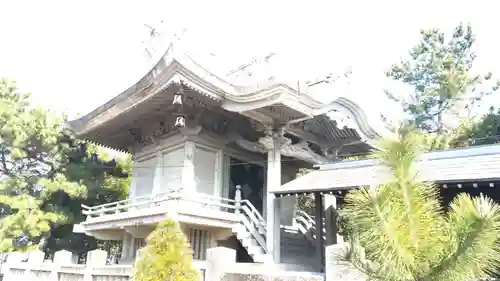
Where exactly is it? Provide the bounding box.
[0,78,131,254]
[134,219,199,281]
[461,106,500,146]
[386,23,500,133]
[341,129,500,281]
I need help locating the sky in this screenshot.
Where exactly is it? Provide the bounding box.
[0,0,499,123]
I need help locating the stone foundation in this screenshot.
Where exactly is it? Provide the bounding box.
[222,273,324,281]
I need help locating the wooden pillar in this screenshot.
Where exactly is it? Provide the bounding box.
[151,153,163,195]
[323,194,338,246]
[265,132,281,263]
[273,196,281,262]
[182,141,196,193]
[314,192,325,271]
[120,233,133,263]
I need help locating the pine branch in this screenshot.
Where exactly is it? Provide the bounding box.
[338,236,384,281]
[340,129,500,281]
[426,194,500,281]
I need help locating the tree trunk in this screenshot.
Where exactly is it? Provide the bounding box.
[38,232,51,252]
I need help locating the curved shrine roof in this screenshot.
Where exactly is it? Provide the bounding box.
[66,40,394,151]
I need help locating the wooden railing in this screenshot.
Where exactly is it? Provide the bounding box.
[81,190,239,218]
[81,186,269,257]
[233,185,267,255]
[294,210,326,241]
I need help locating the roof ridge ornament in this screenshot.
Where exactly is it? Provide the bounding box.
[306,67,352,88]
[142,20,187,66]
[226,52,277,77]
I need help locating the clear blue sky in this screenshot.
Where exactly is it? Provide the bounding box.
[0,0,498,122]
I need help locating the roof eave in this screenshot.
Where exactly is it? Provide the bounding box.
[65,43,393,148]
[276,143,500,194]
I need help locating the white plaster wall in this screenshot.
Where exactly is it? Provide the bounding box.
[161,147,185,192]
[194,146,217,195]
[132,157,156,197]
[129,146,185,198]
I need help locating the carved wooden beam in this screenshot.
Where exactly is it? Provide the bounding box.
[285,125,330,148]
[235,138,267,154]
[280,139,329,165]
[234,133,329,165]
[322,139,363,160]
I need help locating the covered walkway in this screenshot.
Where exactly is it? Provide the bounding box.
[277,143,500,195]
[272,143,500,270]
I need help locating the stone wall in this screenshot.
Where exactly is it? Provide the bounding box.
[324,244,366,281]
[207,247,324,281]
[0,246,325,281]
[222,272,324,281]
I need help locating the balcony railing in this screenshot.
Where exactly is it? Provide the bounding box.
[81,186,269,258]
[81,190,239,219]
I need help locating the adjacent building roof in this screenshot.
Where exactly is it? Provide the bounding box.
[276,144,500,194]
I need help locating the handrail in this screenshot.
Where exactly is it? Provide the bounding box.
[82,192,175,215]
[185,192,237,204]
[296,210,315,225]
[81,193,160,211]
[237,200,267,253]
[82,191,237,210]
[294,210,326,241]
[82,191,238,218]
[181,195,238,210]
[240,200,266,226]
[80,185,269,256]
[229,185,267,256]
[240,205,266,235]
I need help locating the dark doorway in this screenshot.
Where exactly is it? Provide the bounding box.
[228,158,265,213]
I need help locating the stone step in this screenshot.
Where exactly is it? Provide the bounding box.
[232,222,268,263]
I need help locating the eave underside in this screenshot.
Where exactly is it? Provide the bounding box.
[276,180,500,214]
[73,84,371,159]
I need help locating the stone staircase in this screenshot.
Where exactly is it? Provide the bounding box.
[230,199,321,266]
[231,199,271,263]
[280,226,317,271]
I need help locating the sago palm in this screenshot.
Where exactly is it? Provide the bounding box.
[341,129,500,281]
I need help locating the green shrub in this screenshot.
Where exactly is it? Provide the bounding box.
[133,219,199,281]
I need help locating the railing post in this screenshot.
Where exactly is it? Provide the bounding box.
[52,250,73,281]
[26,251,44,279]
[167,189,180,221]
[84,249,107,281]
[81,204,91,220]
[3,252,27,281]
[234,185,242,215]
